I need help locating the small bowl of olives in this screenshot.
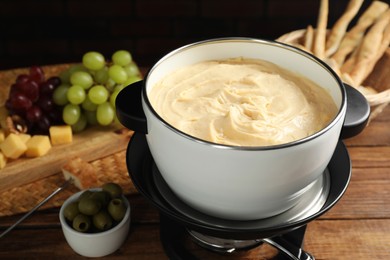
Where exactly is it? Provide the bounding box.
[59,183,131,257]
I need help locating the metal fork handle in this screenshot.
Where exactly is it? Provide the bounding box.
[262,237,315,260]
[0,179,72,239]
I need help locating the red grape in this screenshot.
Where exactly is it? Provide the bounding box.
[26,105,43,123]
[9,83,22,96]
[16,74,30,85]
[4,98,21,116]
[6,66,69,134]
[37,115,51,133]
[47,107,63,124]
[19,80,39,102]
[29,66,45,84]
[10,93,32,110]
[46,76,61,87]
[39,81,55,96]
[5,99,12,111]
[36,95,54,112]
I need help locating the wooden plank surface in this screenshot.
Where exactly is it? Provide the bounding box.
[305,219,390,260]
[321,167,390,219]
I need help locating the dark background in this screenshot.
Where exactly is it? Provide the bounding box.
[0,0,384,70]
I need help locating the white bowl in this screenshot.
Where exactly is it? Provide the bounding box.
[118,38,348,220]
[59,188,131,257]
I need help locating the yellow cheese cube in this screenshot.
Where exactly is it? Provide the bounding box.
[25,135,52,157]
[0,129,5,142]
[0,152,6,169]
[0,133,27,159]
[18,133,31,143]
[49,125,73,145]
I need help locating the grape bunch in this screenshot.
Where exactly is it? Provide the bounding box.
[5,66,63,134]
[53,50,141,132]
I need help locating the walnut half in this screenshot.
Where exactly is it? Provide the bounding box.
[6,115,28,134]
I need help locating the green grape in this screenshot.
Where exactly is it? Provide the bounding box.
[71,113,88,133]
[82,51,105,71]
[63,104,81,125]
[94,67,109,84]
[122,75,142,87]
[105,78,116,91]
[123,62,140,77]
[109,89,121,108]
[96,102,115,126]
[112,50,132,66]
[53,84,70,106]
[68,64,89,74]
[88,85,109,105]
[88,69,97,77]
[108,65,128,84]
[114,84,126,93]
[82,96,98,111]
[85,110,98,125]
[70,71,93,89]
[67,85,86,105]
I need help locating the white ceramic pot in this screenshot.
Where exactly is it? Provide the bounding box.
[117,38,369,220]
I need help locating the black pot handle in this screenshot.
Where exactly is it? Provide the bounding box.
[116,80,148,134]
[116,81,370,139]
[341,83,370,139]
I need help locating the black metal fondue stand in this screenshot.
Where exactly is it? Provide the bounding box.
[116,81,370,260]
[127,133,351,260]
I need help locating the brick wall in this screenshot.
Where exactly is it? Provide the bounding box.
[0,0,374,70]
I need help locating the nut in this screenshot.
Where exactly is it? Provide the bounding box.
[6,115,28,134]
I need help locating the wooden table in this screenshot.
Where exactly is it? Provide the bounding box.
[0,81,389,260]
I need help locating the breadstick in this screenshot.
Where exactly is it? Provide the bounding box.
[340,41,360,75]
[341,72,357,87]
[369,102,389,121]
[276,29,306,43]
[325,58,342,76]
[62,157,98,190]
[304,25,314,52]
[356,10,390,62]
[325,0,364,57]
[332,1,389,66]
[313,0,328,59]
[349,10,390,86]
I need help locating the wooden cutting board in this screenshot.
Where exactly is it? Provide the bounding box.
[0,64,136,193]
[0,126,132,193]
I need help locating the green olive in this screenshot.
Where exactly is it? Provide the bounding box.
[78,190,93,201]
[72,214,91,233]
[67,184,128,233]
[108,198,127,222]
[102,183,123,199]
[93,210,113,231]
[78,197,102,216]
[63,201,80,222]
[90,191,111,207]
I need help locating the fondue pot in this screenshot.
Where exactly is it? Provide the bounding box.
[116,38,369,220]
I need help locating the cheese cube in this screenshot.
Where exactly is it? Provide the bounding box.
[0,133,27,159]
[18,133,31,143]
[0,152,6,169]
[49,125,73,145]
[0,129,5,142]
[25,135,52,157]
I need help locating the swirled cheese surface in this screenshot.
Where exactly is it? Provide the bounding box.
[149,58,338,146]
